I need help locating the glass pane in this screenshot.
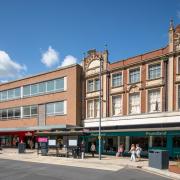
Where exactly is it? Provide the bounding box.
[31,106,38,116]
[8,89,14,99]
[23,86,30,96]
[1,91,7,101]
[15,88,21,98]
[2,109,7,119]
[23,106,30,117]
[87,80,93,92]
[31,84,38,95]
[46,103,54,114]
[39,82,46,93]
[55,102,64,114]
[0,110,2,119]
[47,80,55,92]
[95,79,100,91]
[8,109,13,118]
[55,78,64,91]
[14,108,20,118]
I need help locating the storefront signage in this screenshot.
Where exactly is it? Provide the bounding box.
[145,131,167,136]
[38,137,48,142]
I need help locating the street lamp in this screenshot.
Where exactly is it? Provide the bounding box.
[99,56,103,160]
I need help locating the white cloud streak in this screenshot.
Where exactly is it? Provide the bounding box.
[60,55,77,67]
[0,50,27,79]
[41,46,59,67]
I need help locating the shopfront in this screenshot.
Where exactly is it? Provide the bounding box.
[83,130,180,158]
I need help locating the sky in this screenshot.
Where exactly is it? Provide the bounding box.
[0,0,179,82]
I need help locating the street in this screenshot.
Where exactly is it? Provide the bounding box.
[0,159,170,180]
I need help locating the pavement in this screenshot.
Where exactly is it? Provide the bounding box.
[0,148,179,180]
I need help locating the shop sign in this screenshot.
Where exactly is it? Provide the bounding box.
[38,137,48,142]
[145,131,167,136]
[91,133,106,137]
[25,132,33,136]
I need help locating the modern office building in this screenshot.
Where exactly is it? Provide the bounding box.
[0,64,82,147]
[82,21,180,158]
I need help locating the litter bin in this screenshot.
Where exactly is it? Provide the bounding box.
[18,143,26,153]
[40,142,48,156]
[72,147,80,158]
[149,149,169,169]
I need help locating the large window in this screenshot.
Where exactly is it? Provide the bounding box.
[129,93,140,114]
[148,89,161,112]
[129,68,140,83]
[46,101,65,116]
[0,88,21,102]
[23,77,65,97]
[94,99,100,118]
[148,63,161,80]
[23,105,38,118]
[112,95,122,116]
[112,73,122,87]
[87,79,100,92]
[0,107,21,120]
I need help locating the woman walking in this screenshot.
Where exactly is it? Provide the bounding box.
[90,143,96,157]
[129,144,136,161]
[136,144,142,161]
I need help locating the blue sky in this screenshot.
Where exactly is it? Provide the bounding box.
[0,0,179,81]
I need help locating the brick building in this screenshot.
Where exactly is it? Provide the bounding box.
[0,64,82,147]
[82,21,180,158]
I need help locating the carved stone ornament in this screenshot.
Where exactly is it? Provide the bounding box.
[174,32,180,49]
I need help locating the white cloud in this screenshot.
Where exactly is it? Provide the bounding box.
[0,50,27,79]
[60,55,77,67]
[41,46,59,67]
[177,11,180,19]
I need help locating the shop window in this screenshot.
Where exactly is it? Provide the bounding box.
[130,136,148,151]
[148,63,161,80]
[129,68,140,84]
[152,136,167,147]
[148,89,161,112]
[103,136,118,153]
[173,136,180,148]
[129,93,140,114]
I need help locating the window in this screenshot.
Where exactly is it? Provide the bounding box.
[129,68,140,83]
[23,85,30,97]
[2,109,7,119]
[46,101,65,115]
[31,84,38,95]
[55,78,64,91]
[8,109,13,118]
[152,136,166,147]
[148,89,160,112]
[8,89,14,99]
[112,73,122,87]
[31,106,38,116]
[87,80,94,92]
[112,96,122,116]
[87,100,94,118]
[94,79,100,91]
[1,91,7,101]
[55,102,64,114]
[47,80,55,92]
[178,85,180,109]
[148,63,161,80]
[173,136,180,148]
[14,108,21,118]
[14,88,21,98]
[0,110,2,119]
[94,99,100,117]
[129,93,140,114]
[39,82,46,93]
[23,106,30,117]
[178,57,180,74]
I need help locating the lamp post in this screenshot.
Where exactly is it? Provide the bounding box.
[99,56,103,160]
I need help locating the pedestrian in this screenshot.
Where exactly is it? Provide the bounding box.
[80,141,85,159]
[129,144,136,161]
[90,142,96,157]
[116,144,124,157]
[136,144,142,161]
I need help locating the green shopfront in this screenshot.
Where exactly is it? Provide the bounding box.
[82,130,180,158]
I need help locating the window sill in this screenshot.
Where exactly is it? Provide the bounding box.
[127,81,141,85]
[86,90,100,94]
[111,85,123,89]
[146,77,162,81]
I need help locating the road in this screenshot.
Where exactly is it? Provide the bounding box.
[0,159,170,180]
